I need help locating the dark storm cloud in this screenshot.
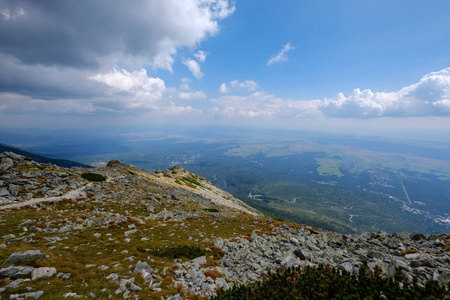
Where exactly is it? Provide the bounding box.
[0,0,232,69]
[0,1,110,68]
[0,0,234,100]
[0,55,107,99]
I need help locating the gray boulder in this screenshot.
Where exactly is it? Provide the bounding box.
[0,265,35,279]
[31,267,57,280]
[133,261,153,275]
[0,157,14,171]
[1,250,47,267]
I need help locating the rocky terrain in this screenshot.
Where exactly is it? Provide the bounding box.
[0,151,449,299]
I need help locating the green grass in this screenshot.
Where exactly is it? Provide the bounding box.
[315,158,344,177]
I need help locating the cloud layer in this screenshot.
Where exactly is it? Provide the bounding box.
[212,68,450,118]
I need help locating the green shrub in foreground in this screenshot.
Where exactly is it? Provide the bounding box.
[81,172,106,182]
[213,262,450,300]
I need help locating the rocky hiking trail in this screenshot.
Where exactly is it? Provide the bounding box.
[0,183,92,211]
[0,151,449,299]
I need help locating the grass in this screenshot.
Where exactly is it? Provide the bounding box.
[315,158,344,177]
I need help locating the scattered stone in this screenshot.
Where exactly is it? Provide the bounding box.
[9,291,44,299]
[106,273,120,281]
[129,283,142,291]
[63,292,83,298]
[56,272,71,280]
[124,229,137,236]
[7,278,25,288]
[2,234,16,240]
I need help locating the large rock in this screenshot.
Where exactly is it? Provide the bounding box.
[1,250,47,267]
[31,267,57,280]
[0,266,35,279]
[133,261,153,275]
[0,157,14,171]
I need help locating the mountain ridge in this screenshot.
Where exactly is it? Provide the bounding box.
[0,143,92,169]
[0,151,449,299]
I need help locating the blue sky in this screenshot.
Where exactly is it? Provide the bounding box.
[1,0,450,139]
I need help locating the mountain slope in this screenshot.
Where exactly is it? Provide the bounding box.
[0,143,92,168]
[0,151,449,299]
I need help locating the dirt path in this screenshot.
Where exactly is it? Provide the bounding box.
[0,183,92,210]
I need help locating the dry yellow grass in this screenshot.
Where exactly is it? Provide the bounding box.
[203,269,223,280]
[401,249,418,256]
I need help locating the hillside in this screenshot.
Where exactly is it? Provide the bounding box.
[0,151,449,299]
[0,144,92,169]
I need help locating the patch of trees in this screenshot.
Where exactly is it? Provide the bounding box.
[213,263,450,300]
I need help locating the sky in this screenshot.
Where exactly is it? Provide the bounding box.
[1,0,450,139]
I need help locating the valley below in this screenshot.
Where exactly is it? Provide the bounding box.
[3,128,450,235]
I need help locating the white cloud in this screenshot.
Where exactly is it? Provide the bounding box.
[208,0,236,19]
[212,68,450,119]
[0,7,25,20]
[219,83,230,94]
[267,43,294,65]
[183,58,203,79]
[319,67,450,117]
[166,86,207,101]
[230,80,259,91]
[0,92,98,114]
[194,50,207,62]
[178,90,207,100]
[211,91,320,118]
[91,68,165,99]
[90,67,169,109]
[180,83,191,91]
[219,80,259,94]
[162,102,202,115]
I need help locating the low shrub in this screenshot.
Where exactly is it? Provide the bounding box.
[148,245,205,259]
[213,263,450,300]
[81,172,106,182]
